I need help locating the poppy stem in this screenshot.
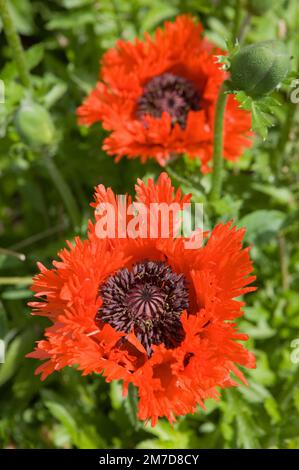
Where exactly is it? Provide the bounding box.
[0,247,25,262]
[43,155,81,231]
[167,167,204,199]
[126,383,140,429]
[0,0,31,89]
[273,103,297,176]
[0,276,32,286]
[233,0,242,40]
[210,82,228,203]
[278,234,289,292]
[237,13,252,44]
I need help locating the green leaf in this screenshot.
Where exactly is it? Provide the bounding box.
[236,412,262,449]
[142,421,190,449]
[124,383,141,430]
[238,210,286,242]
[241,318,276,339]
[26,44,45,71]
[1,44,44,81]
[45,401,78,442]
[235,92,281,139]
[251,183,295,206]
[0,302,8,339]
[110,380,123,410]
[45,400,105,449]
[62,0,94,8]
[0,329,35,387]
[264,397,281,424]
[223,390,264,449]
[251,101,274,139]
[8,0,34,36]
[46,11,96,30]
[239,382,271,404]
[1,288,32,300]
[140,4,178,32]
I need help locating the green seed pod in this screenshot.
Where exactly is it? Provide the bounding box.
[230,41,290,98]
[15,100,56,149]
[246,0,276,16]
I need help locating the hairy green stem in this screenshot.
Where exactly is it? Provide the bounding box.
[273,103,297,175]
[0,277,32,286]
[233,0,242,40]
[9,222,67,251]
[43,156,81,230]
[111,0,123,37]
[167,167,203,200]
[210,82,228,203]
[0,0,31,88]
[237,12,252,43]
[0,247,25,261]
[278,234,289,292]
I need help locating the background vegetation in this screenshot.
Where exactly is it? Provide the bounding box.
[0,0,299,449]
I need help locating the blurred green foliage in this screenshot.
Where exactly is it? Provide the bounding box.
[0,0,299,449]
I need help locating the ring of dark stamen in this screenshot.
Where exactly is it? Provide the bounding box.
[136,72,200,129]
[95,260,189,356]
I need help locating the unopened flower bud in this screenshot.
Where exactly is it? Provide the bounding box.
[15,100,56,149]
[230,41,290,98]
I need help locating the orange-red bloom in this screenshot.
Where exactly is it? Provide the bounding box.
[77,15,252,173]
[28,173,256,426]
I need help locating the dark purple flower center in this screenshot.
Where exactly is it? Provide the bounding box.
[136,72,200,128]
[95,260,189,356]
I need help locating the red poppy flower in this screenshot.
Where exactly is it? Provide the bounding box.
[28,173,256,426]
[77,15,252,173]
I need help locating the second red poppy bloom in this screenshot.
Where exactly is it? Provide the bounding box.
[77,15,252,173]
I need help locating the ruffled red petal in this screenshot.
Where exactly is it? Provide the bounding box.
[28,173,256,424]
[77,15,252,172]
